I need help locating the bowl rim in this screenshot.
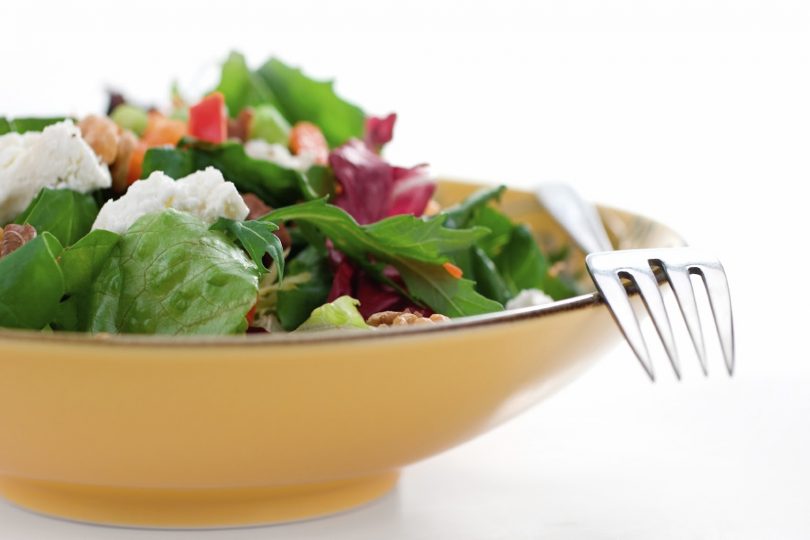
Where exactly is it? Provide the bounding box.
[0,196,681,349]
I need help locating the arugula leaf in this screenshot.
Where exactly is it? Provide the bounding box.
[263,200,502,317]
[442,185,506,229]
[256,58,366,147]
[15,188,99,246]
[79,210,259,335]
[210,218,284,278]
[469,246,512,305]
[494,225,576,301]
[0,233,65,330]
[0,117,67,135]
[296,296,371,332]
[276,246,332,331]
[215,52,281,115]
[141,143,314,207]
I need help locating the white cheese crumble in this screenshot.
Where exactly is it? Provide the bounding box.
[244,139,315,171]
[92,167,249,234]
[505,289,554,310]
[0,120,112,223]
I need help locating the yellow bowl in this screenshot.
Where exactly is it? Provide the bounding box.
[0,180,684,528]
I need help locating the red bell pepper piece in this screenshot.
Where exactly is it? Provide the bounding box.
[188,92,227,143]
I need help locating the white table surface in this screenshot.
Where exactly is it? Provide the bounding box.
[2,1,809,538]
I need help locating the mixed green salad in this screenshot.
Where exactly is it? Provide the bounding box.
[0,52,576,335]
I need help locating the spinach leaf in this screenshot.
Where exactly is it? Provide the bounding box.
[0,233,65,330]
[0,117,67,135]
[256,58,366,147]
[276,246,332,331]
[79,210,259,335]
[215,52,281,115]
[141,143,314,207]
[296,296,370,332]
[210,218,284,278]
[264,200,502,317]
[494,225,576,301]
[59,229,121,294]
[15,188,99,246]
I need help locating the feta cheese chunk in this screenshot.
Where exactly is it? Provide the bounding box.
[505,288,554,310]
[92,167,249,234]
[244,139,315,171]
[0,120,112,223]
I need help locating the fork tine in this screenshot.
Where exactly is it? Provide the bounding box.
[690,262,735,375]
[658,264,708,375]
[586,260,655,381]
[625,268,681,380]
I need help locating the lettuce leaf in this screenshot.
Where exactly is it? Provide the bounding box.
[0,232,65,329]
[296,296,370,332]
[256,58,365,148]
[77,210,259,335]
[0,117,67,135]
[215,52,281,116]
[15,188,98,246]
[263,200,502,317]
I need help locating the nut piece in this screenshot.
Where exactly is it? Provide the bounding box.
[79,115,120,164]
[366,310,450,327]
[110,129,137,193]
[0,224,37,258]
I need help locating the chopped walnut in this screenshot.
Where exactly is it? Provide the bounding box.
[366,310,450,327]
[0,224,37,258]
[79,115,120,164]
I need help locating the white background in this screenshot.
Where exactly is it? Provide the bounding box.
[1,1,809,538]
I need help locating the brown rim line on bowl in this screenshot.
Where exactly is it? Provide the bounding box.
[0,180,685,528]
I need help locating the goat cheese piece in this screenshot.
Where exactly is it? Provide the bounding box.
[0,120,112,223]
[92,167,249,234]
[244,139,315,171]
[505,289,554,310]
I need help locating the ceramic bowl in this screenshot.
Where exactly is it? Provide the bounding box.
[0,180,685,528]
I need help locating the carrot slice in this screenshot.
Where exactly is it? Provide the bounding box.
[442,262,463,279]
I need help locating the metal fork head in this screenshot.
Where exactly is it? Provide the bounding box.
[585,247,735,381]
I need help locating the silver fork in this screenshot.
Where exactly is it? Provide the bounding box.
[535,184,735,380]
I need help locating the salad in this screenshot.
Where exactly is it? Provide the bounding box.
[0,52,577,335]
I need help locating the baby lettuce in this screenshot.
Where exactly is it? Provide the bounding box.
[0,233,65,329]
[255,59,366,148]
[141,142,321,206]
[76,210,259,335]
[263,200,503,317]
[15,188,98,246]
[296,296,370,332]
[214,52,366,148]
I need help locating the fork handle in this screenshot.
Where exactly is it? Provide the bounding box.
[535,183,613,254]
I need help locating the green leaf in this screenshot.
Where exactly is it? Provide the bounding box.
[215,52,281,115]
[494,225,576,301]
[469,247,512,305]
[296,296,371,332]
[469,206,515,258]
[442,185,506,229]
[0,117,67,135]
[15,188,99,246]
[249,104,291,144]
[210,218,284,278]
[276,246,332,331]
[141,143,306,207]
[256,58,366,147]
[0,233,65,329]
[58,229,121,294]
[79,210,259,335]
[263,200,502,317]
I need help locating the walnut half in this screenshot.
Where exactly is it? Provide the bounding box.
[0,224,37,258]
[366,310,450,327]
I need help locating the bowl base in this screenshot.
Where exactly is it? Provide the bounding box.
[0,472,399,528]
